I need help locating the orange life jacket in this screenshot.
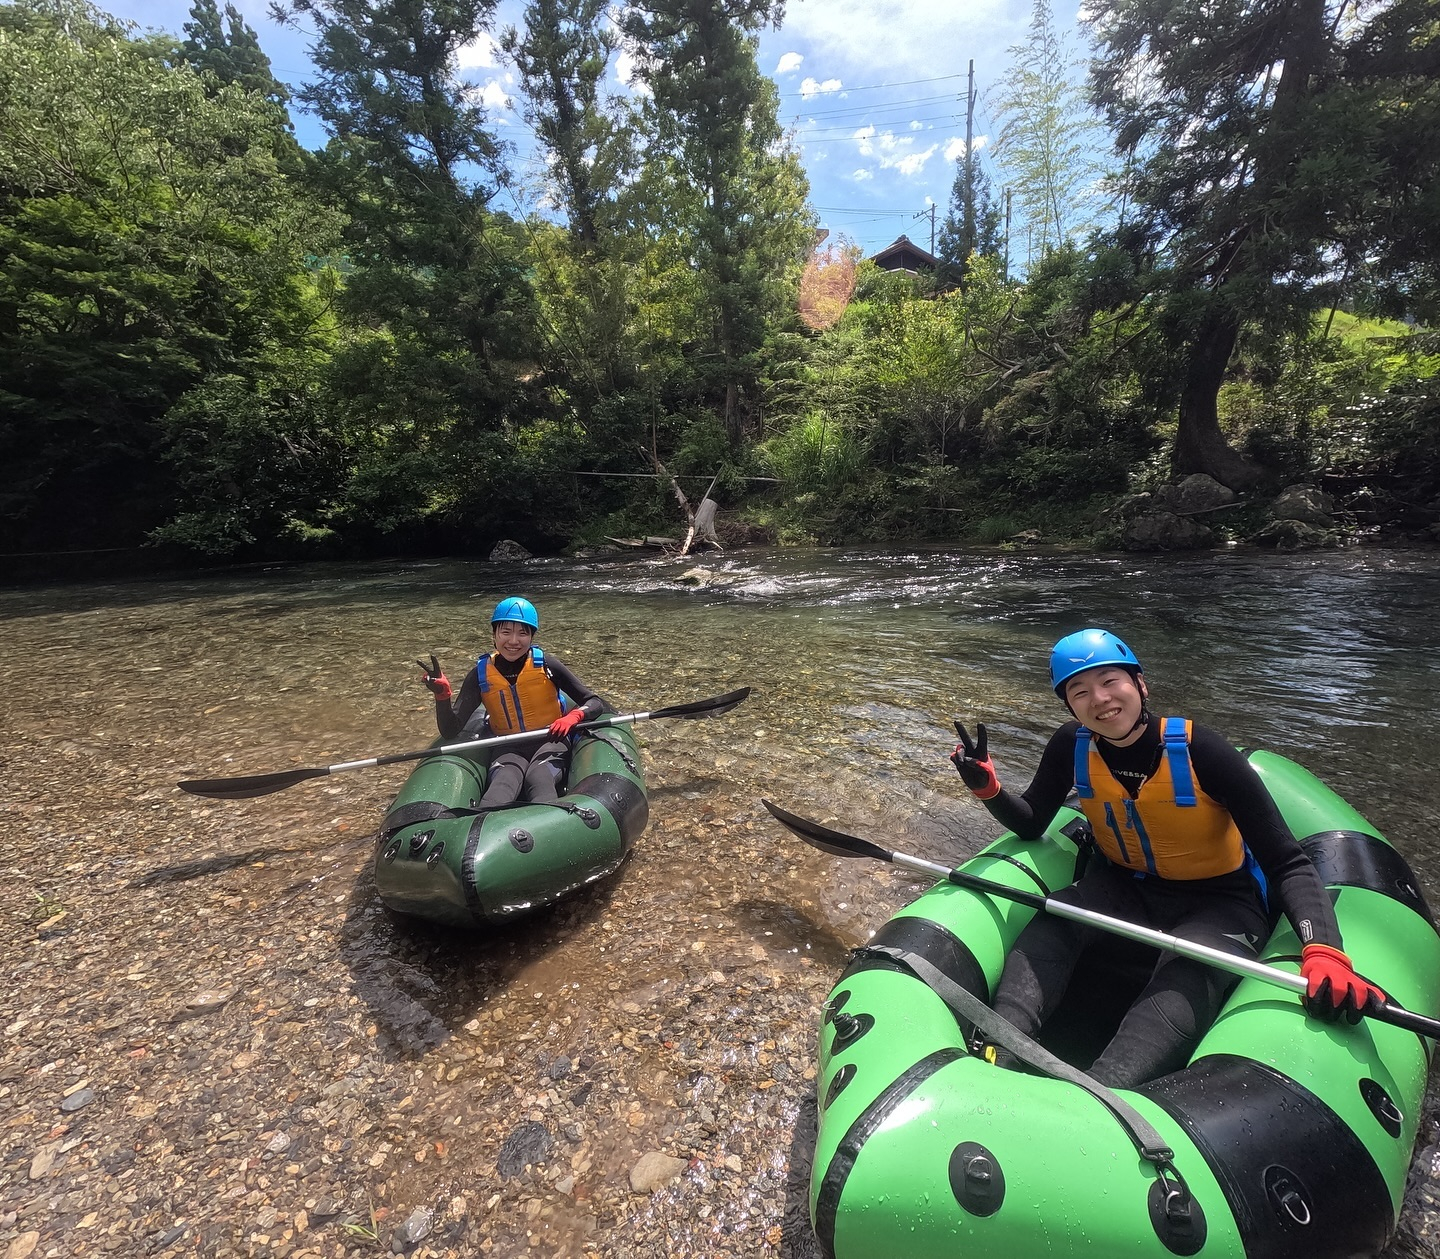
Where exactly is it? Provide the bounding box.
[475,647,567,736]
[1074,716,1246,880]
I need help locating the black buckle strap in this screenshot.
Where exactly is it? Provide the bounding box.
[860,943,1183,1175]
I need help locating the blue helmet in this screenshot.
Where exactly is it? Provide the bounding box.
[491,596,539,631]
[1049,629,1142,698]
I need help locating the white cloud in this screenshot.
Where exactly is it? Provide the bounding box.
[943,133,990,162]
[775,51,803,74]
[777,0,1017,82]
[852,168,874,181]
[909,120,923,131]
[477,79,513,111]
[893,144,938,176]
[852,124,941,177]
[800,76,843,99]
[455,32,500,70]
[615,46,653,96]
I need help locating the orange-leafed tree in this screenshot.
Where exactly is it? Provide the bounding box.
[798,235,862,332]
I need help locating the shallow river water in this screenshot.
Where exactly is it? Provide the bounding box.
[1,546,1438,1259]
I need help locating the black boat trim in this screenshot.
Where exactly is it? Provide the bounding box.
[566,771,649,845]
[813,1048,963,1257]
[1298,830,1435,929]
[380,800,461,835]
[841,916,990,1009]
[1137,1054,1393,1259]
[968,850,1053,897]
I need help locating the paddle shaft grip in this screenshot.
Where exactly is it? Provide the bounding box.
[942,865,1440,1041]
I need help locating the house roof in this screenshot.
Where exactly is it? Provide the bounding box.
[869,234,939,270]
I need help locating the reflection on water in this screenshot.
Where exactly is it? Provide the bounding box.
[3,545,1438,1255]
[3,545,1438,886]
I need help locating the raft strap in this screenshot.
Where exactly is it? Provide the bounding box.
[861,942,1200,1237]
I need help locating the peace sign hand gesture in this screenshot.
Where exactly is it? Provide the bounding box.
[950,719,1001,800]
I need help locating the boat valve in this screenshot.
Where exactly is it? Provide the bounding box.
[829,1012,873,1050]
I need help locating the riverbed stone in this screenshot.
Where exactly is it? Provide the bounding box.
[489,539,532,562]
[496,1121,552,1177]
[630,1151,687,1193]
[1251,518,1340,550]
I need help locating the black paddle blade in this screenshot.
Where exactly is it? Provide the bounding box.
[177,767,330,799]
[761,800,897,863]
[652,687,752,720]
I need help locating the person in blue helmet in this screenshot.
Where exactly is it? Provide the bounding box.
[417,597,605,810]
[949,627,1384,1087]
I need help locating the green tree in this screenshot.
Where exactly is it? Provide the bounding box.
[279,0,542,537]
[622,0,815,442]
[1088,0,1440,488]
[502,0,631,247]
[0,0,341,554]
[937,146,1004,282]
[180,0,289,102]
[992,0,1101,268]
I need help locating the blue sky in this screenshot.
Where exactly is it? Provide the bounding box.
[98,0,1092,256]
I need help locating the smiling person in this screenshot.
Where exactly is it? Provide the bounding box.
[949,627,1383,1087]
[418,597,605,811]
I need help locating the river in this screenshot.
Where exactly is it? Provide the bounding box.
[1,546,1437,1258]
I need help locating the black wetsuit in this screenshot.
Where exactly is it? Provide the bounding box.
[981,717,1341,1087]
[435,652,604,809]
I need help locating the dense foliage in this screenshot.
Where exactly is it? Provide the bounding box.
[1,0,1438,567]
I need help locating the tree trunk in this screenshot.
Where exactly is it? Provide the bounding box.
[1173,306,1264,491]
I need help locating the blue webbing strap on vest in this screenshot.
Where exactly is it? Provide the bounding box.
[1074,727,1094,798]
[1162,717,1197,807]
[476,648,567,716]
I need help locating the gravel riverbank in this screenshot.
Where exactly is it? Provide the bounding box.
[3,559,1438,1258]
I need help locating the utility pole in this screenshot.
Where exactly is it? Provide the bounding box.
[913,203,936,255]
[962,58,975,260]
[1003,187,1012,282]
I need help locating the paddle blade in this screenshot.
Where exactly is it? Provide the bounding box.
[177,767,330,799]
[761,799,897,863]
[651,687,752,720]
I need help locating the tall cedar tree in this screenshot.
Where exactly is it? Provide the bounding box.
[621,0,813,442]
[281,0,534,411]
[1089,0,1440,488]
[502,0,630,247]
[937,147,1003,283]
[181,0,290,102]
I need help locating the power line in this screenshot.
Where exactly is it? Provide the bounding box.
[778,72,967,98]
[785,90,963,121]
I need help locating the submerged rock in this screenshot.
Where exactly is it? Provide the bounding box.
[630,1150,688,1193]
[489,539,532,562]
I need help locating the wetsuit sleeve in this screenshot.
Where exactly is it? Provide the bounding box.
[1188,725,1342,950]
[543,655,605,721]
[437,668,484,741]
[980,722,1081,841]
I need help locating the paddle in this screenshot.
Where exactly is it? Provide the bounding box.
[761,799,1440,1041]
[177,688,752,800]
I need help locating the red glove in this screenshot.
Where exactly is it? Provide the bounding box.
[417,655,451,703]
[950,720,1000,800]
[1301,943,1386,1024]
[548,709,586,738]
